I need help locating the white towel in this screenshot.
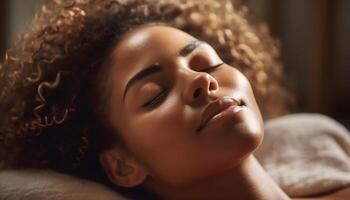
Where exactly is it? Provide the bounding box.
[255,113,350,197]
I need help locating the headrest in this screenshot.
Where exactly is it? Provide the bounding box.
[0,169,128,200]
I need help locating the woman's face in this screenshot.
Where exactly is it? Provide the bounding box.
[107,25,263,187]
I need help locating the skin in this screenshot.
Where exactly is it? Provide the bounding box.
[109,24,263,183]
[100,24,285,199]
[99,25,350,199]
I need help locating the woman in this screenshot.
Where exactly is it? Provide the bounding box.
[1,0,348,199]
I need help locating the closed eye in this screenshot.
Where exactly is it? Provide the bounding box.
[142,88,170,108]
[200,63,224,73]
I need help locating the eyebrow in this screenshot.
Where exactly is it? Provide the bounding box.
[178,40,202,57]
[123,40,202,102]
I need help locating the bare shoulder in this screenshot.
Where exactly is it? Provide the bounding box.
[292,186,350,200]
[323,186,350,200]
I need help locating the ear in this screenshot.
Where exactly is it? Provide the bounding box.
[99,147,148,188]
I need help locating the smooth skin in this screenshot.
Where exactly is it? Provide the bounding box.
[99,25,349,200]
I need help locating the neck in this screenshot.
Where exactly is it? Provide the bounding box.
[150,155,290,200]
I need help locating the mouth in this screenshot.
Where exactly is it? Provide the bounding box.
[196,97,245,133]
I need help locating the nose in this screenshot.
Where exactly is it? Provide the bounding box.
[183,72,219,104]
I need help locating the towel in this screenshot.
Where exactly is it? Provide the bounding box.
[255,113,350,197]
[0,169,128,200]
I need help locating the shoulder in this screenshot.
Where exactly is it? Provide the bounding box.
[324,186,350,199]
[292,186,350,200]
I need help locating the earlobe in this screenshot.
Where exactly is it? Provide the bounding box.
[99,147,148,188]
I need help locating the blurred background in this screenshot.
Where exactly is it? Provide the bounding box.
[243,0,350,128]
[0,0,349,128]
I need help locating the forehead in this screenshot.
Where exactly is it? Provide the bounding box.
[109,25,197,94]
[113,25,196,68]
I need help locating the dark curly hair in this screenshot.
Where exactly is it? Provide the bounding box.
[0,0,293,186]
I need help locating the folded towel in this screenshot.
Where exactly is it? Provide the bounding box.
[255,113,350,197]
[0,169,128,200]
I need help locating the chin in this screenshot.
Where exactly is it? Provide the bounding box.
[236,122,263,152]
[227,106,264,156]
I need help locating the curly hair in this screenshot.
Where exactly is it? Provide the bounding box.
[0,0,293,181]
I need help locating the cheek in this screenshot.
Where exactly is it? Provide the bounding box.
[217,67,251,90]
[219,67,261,113]
[120,104,199,181]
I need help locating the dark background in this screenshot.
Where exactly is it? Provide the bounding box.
[243,0,350,128]
[1,0,349,128]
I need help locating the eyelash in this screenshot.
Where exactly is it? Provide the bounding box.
[142,63,224,108]
[142,87,170,108]
[200,63,224,73]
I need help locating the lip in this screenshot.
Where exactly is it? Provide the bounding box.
[196,97,244,133]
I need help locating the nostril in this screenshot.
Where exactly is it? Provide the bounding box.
[209,82,217,91]
[193,88,202,99]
